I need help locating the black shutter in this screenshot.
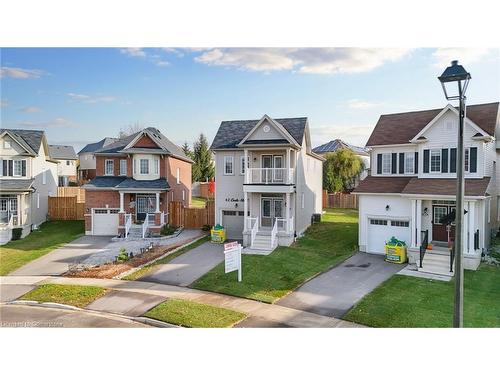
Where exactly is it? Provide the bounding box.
[2,160,6,176]
[414,152,418,173]
[441,149,448,173]
[391,153,397,174]
[8,160,13,176]
[21,160,26,176]
[377,154,382,174]
[450,148,457,173]
[470,147,477,173]
[399,153,405,174]
[423,149,430,173]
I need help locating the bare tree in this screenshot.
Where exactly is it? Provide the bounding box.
[118,122,145,138]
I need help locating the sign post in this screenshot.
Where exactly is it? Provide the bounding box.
[224,241,242,282]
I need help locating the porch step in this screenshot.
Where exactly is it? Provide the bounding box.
[418,252,454,277]
[245,232,278,255]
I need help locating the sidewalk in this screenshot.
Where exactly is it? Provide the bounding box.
[0,276,364,328]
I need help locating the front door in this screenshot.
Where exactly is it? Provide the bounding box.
[261,197,284,228]
[136,194,156,222]
[432,205,456,242]
[262,155,273,183]
[0,197,18,224]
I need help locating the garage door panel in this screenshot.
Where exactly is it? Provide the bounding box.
[222,210,244,239]
[93,209,119,236]
[367,218,409,254]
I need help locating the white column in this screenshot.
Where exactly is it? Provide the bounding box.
[243,192,248,231]
[286,192,290,233]
[467,201,475,254]
[416,199,422,247]
[410,199,417,248]
[155,192,160,212]
[244,149,249,183]
[119,192,124,213]
[286,148,291,183]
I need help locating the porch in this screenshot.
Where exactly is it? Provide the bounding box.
[0,193,30,245]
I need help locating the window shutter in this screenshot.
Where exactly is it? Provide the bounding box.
[377,154,382,174]
[441,149,448,173]
[8,160,13,176]
[391,153,397,174]
[398,153,405,174]
[470,147,477,173]
[2,159,7,176]
[21,160,26,176]
[450,148,457,173]
[423,150,429,173]
[414,152,418,173]
[0,159,2,176]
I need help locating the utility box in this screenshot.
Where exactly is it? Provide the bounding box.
[311,213,321,224]
[211,225,226,244]
[385,237,407,264]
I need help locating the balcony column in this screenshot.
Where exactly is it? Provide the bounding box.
[286,192,290,233]
[155,192,160,213]
[286,148,291,183]
[467,201,475,254]
[243,192,248,231]
[244,149,249,183]
[119,192,124,213]
[415,199,422,247]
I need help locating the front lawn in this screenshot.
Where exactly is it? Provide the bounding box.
[344,265,500,327]
[144,299,247,328]
[20,284,107,308]
[192,209,358,303]
[0,220,85,275]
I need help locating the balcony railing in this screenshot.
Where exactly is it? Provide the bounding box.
[245,168,294,185]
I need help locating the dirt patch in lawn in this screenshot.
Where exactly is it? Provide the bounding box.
[63,239,197,279]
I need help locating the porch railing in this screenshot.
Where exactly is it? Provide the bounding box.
[450,244,455,273]
[142,213,153,238]
[276,217,294,233]
[245,168,294,185]
[271,218,278,248]
[419,229,429,268]
[124,213,132,239]
[160,211,166,226]
[248,217,258,247]
[474,229,479,250]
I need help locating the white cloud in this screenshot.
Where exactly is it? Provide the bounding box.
[432,48,495,67]
[20,106,41,113]
[119,48,173,67]
[17,117,79,129]
[194,48,412,74]
[67,93,116,104]
[346,99,383,110]
[310,124,374,148]
[120,48,147,58]
[0,66,44,79]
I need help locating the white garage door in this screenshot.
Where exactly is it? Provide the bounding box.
[93,208,119,236]
[367,218,410,254]
[222,210,244,239]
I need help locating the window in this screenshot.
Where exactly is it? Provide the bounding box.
[139,159,149,174]
[176,167,180,184]
[120,159,127,175]
[370,219,388,225]
[391,220,409,227]
[42,169,46,184]
[464,148,469,172]
[36,193,40,209]
[13,160,23,177]
[66,160,70,166]
[182,190,185,201]
[133,159,137,174]
[154,159,159,174]
[105,160,114,175]
[94,209,108,214]
[404,153,414,174]
[4,139,11,149]
[430,149,441,172]
[382,154,391,174]
[301,193,305,209]
[224,156,234,175]
[240,155,248,175]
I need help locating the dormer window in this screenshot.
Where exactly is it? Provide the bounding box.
[140,159,149,174]
[4,139,11,149]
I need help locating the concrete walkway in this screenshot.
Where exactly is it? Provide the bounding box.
[277,252,405,318]
[0,275,363,328]
[140,241,224,286]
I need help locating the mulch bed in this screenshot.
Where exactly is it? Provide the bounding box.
[63,239,195,279]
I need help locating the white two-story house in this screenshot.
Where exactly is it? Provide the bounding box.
[353,102,499,274]
[49,144,78,186]
[0,129,58,244]
[211,115,324,254]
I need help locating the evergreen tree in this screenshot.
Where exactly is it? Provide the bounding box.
[181,141,193,159]
[323,148,363,193]
[192,133,214,182]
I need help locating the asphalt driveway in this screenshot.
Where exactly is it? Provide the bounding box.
[9,236,113,276]
[277,252,405,318]
[140,241,224,286]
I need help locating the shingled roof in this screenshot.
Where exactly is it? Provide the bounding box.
[49,145,77,160]
[78,137,118,154]
[0,178,35,192]
[0,129,44,154]
[83,176,170,190]
[313,139,369,156]
[210,117,307,150]
[366,102,499,146]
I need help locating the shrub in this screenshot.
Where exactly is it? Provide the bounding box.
[11,228,23,241]
[161,224,177,236]
[202,224,211,232]
[116,248,129,263]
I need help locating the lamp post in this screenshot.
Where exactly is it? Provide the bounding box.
[438,60,471,328]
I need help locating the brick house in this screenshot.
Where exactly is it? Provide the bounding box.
[82,127,193,236]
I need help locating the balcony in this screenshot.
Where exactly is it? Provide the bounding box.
[245,168,295,185]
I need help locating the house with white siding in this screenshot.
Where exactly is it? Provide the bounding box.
[49,144,78,186]
[353,102,499,275]
[210,115,324,254]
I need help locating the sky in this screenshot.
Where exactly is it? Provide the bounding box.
[1,47,499,153]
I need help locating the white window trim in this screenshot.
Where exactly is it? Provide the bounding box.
[224,156,234,176]
[13,160,23,177]
[4,139,11,149]
[381,153,391,175]
[301,193,305,209]
[139,159,149,175]
[430,149,441,173]
[182,189,186,201]
[119,159,127,176]
[404,153,414,174]
[154,159,159,175]
[42,169,46,185]
[176,167,180,184]
[105,159,114,176]
[36,193,40,209]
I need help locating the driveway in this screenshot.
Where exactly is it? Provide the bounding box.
[9,236,113,276]
[140,241,224,286]
[277,252,405,318]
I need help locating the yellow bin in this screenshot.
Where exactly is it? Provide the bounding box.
[210,228,226,244]
[385,244,407,264]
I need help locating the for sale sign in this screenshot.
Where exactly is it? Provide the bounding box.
[224,241,242,282]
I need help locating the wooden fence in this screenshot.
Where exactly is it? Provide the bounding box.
[169,200,215,229]
[48,196,85,220]
[323,190,359,209]
[57,187,85,203]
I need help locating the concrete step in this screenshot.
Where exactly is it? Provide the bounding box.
[418,265,454,277]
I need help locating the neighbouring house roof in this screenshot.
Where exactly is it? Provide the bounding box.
[78,137,118,154]
[0,129,44,155]
[49,145,77,160]
[83,176,170,191]
[366,102,499,146]
[0,178,35,192]
[210,117,307,149]
[94,127,192,163]
[353,176,491,197]
[313,139,369,156]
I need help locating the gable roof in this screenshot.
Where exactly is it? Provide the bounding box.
[313,139,369,156]
[210,117,307,150]
[49,145,77,160]
[0,128,45,155]
[94,127,193,163]
[366,102,499,146]
[78,137,118,154]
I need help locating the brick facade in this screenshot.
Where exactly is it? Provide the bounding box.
[167,156,192,205]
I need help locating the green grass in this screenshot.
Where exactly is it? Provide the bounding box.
[122,235,211,281]
[190,197,208,208]
[192,209,358,303]
[20,284,108,308]
[344,265,500,327]
[0,220,85,275]
[144,298,247,328]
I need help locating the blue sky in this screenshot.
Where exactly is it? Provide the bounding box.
[1,47,499,152]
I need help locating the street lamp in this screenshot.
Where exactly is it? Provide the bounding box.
[438,60,471,328]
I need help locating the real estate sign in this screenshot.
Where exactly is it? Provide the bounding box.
[224,241,242,282]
